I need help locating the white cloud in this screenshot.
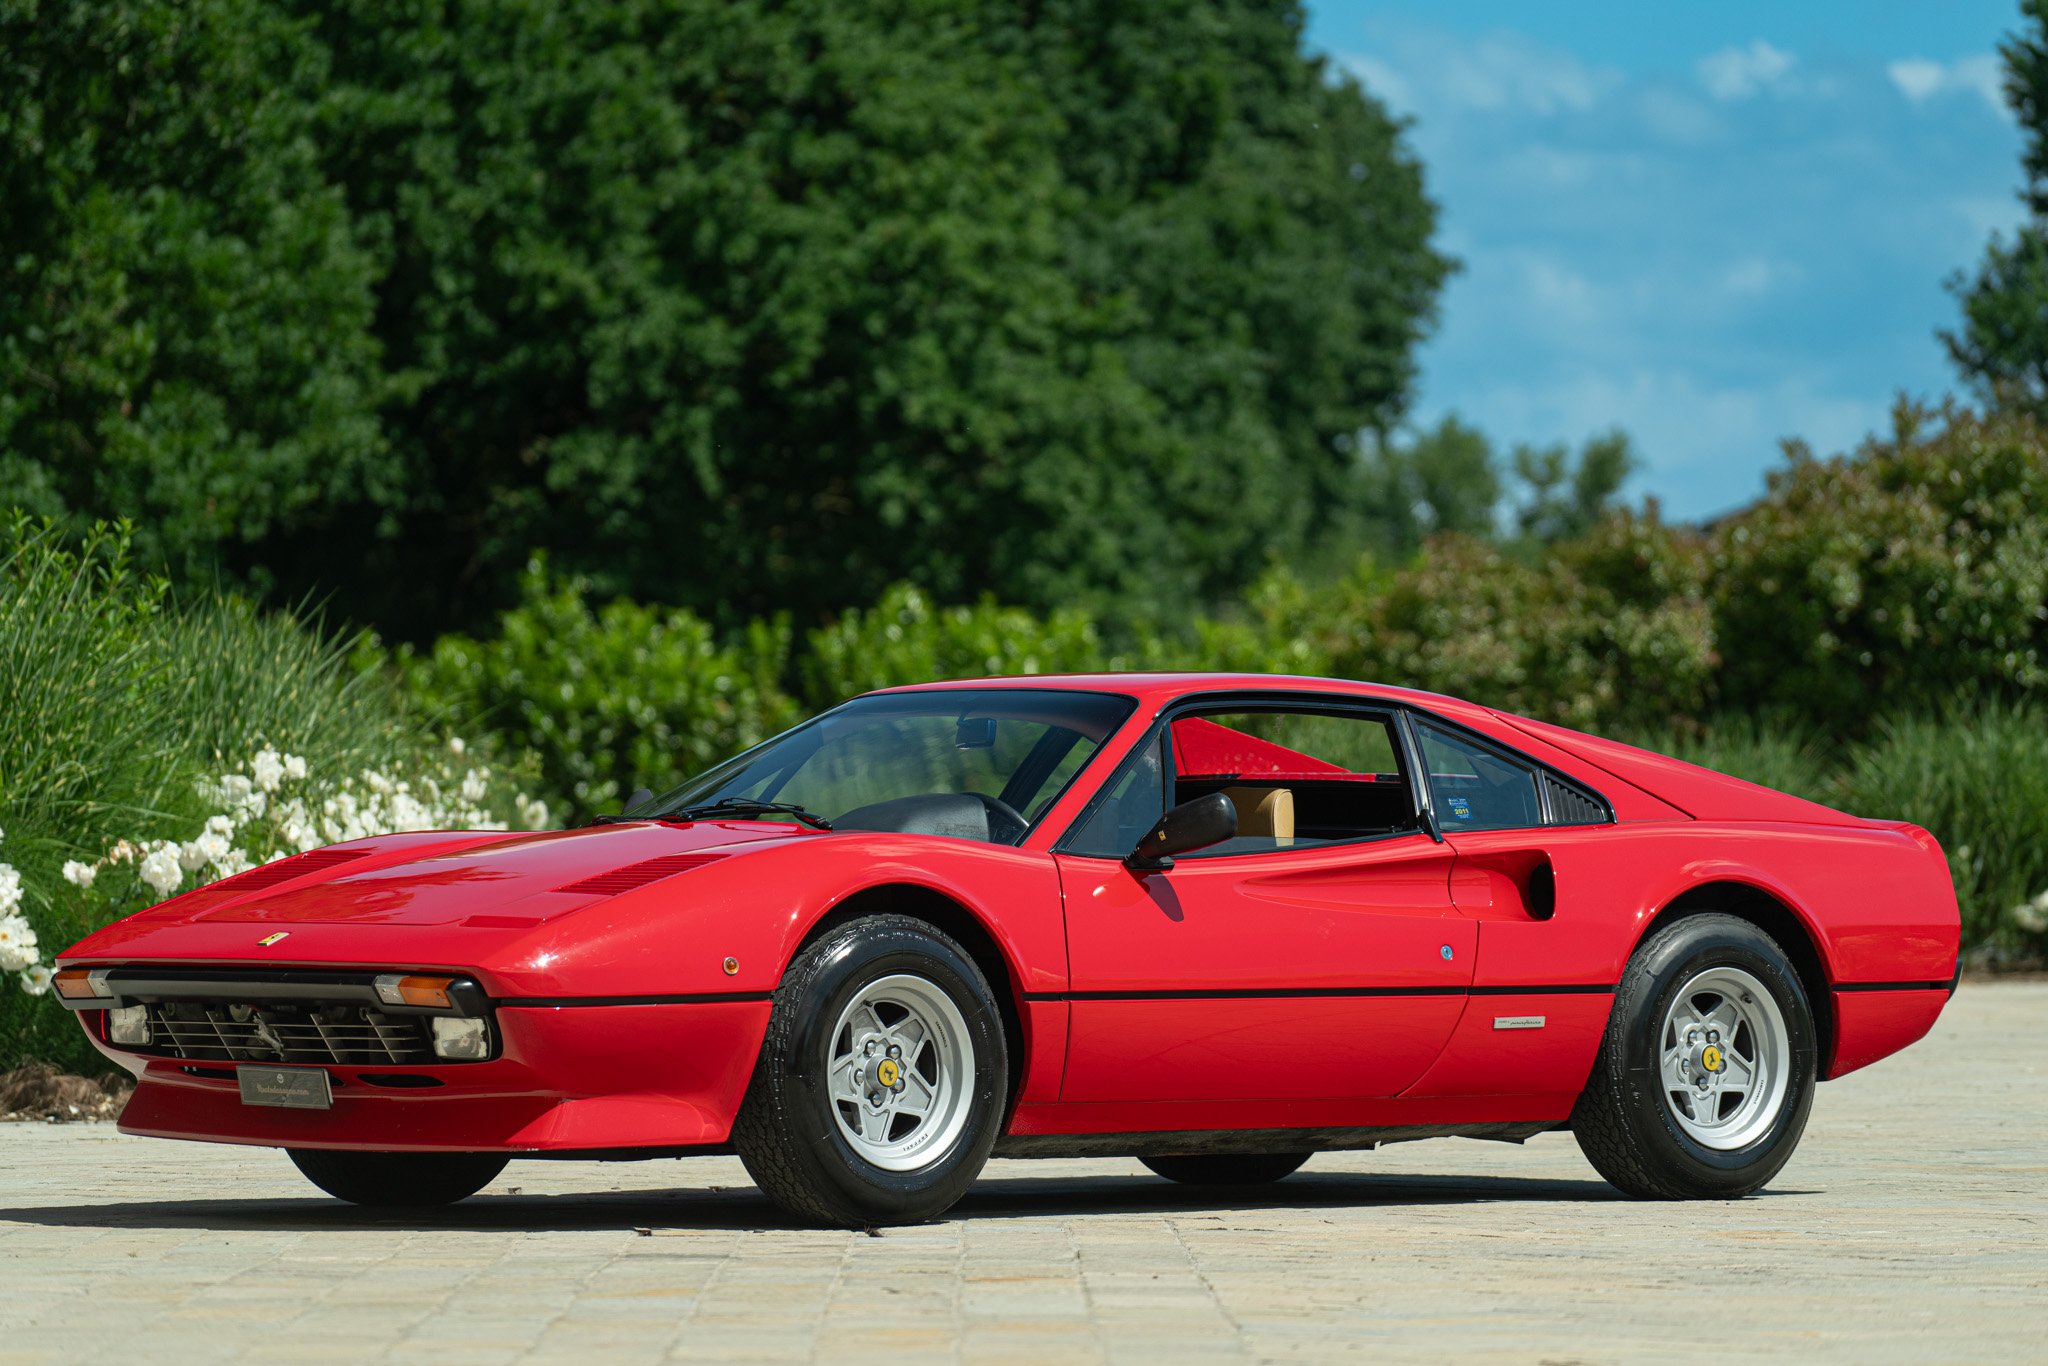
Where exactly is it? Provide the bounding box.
[1697,40,1798,102]
[1888,55,2006,116]
[1343,30,1619,120]
[1720,257,1791,297]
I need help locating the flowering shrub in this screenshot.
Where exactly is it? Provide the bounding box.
[41,741,549,947]
[0,520,551,1071]
[0,827,50,996]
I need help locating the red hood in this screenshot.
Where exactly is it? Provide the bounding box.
[126,820,817,930]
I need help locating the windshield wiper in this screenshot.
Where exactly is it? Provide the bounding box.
[660,797,833,830]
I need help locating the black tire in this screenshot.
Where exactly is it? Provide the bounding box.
[733,914,1008,1227]
[1572,912,1817,1200]
[1140,1152,1311,1186]
[287,1149,508,1206]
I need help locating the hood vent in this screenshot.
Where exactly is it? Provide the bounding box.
[556,852,727,897]
[218,847,372,894]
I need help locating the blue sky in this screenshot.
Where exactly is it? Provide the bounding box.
[1302,1,2029,519]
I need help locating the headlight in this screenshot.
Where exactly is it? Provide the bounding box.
[108,1005,150,1045]
[431,1016,489,1060]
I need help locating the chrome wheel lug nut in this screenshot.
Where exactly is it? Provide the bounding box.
[888,1044,902,1059]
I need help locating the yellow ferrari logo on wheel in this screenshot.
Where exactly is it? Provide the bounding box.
[1701,1044,1724,1073]
[875,1058,901,1087]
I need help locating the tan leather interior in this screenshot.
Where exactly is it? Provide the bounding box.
[1221,785,1295,846]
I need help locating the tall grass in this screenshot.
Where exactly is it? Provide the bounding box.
[0,520,534,1072]
[1842,703,2048,955]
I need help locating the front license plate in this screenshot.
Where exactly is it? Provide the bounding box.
[238,1066,333,1110]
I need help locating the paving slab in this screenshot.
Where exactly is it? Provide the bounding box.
[1,983,2043,1363]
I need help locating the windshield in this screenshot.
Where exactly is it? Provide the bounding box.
[631,689,1137,846]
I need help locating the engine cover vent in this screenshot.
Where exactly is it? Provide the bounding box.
[218,847,372,894]
[556,852,727,897]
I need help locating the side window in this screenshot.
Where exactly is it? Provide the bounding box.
[1167,708,1415,856]
[1063,730,1170,858]
[1415,723,1542,833]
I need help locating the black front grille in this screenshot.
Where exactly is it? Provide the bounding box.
[138,1001,435,1066]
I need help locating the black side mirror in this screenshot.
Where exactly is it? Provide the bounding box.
[1124,792,1237,873]
[620,787,655,817]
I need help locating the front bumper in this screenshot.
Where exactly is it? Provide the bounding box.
[100,1000,771,1154]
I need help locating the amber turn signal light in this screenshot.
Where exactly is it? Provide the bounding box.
[372,973,455,1009]
[53,967,110,1001]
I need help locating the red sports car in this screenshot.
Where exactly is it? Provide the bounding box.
[55,675,1959,1225]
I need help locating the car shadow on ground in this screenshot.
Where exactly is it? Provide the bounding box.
[0,1167,1808,1234]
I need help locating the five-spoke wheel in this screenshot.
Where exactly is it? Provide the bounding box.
[733,914,1007,1226]
[1573,912,1816,1200]
[826,974,975,1172]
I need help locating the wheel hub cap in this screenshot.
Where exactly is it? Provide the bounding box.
[826,974,975,1172]
[1657,965,1791,1150]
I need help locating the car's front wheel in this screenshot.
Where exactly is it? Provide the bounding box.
[733,914,1008,1227]
[287,1149,508,1206]
[1572,912,1817,1199]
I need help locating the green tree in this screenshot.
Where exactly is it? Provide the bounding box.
[4,1,1450,641]
[0,0,391,583]
[1947,0,2048,405]
[1510,429,1638,544]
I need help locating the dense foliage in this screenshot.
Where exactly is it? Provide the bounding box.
[1950,0,2048,408]
[1,0,1449,639]
[0,520,544,1072]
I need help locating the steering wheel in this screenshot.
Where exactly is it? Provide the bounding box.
[970,792,1030,845]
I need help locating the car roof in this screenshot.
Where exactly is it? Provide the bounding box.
[869,672,1473,714]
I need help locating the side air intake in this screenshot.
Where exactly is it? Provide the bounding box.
[556,853,727,897]
[1541,772,1609,826]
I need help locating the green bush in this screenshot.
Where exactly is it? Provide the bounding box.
[1712,403,2048,732]
[392,559,801,823]
[799,584,1118,712]
[0,520,541,1073]
[1840,704,2048,957]
[1298,512,1715,732]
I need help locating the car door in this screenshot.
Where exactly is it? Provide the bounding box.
[1051,702,1474,1103]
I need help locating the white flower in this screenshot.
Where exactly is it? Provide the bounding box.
[0,913,37,974]
[252,747,285,793]
[19,964,52,996]
[218,774,255,809]
[138,844,184,897]
[0,863,20,916]
[2015,892,2048,936]
[211,848,254,879]
[61,860,97,889]
[460,770,487,804]
[283,753,307,782]
[205,814,234,836]
[447,736,466,757]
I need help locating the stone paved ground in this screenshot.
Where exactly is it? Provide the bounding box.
[1,984,2043,1364]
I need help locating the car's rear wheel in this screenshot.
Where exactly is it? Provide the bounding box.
[287,1149,508,1206]
[733,914,1008,1227]
[1140,1153,1311,1186]
[1572,912,1817,1199]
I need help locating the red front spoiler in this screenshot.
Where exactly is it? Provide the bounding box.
[104,1001,771,1153]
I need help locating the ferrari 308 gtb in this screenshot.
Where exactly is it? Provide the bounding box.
[56,675,1959,1225]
